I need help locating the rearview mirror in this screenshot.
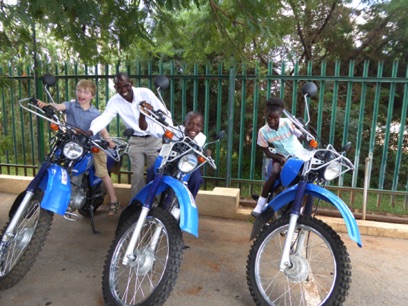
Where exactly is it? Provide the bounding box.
[342,142,352,152]
[301,82,317,98]
[154,76,170,91]
[216,130,226,140]
[41,74,57,87]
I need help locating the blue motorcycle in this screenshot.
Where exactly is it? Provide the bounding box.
[0,74,128,290]
[246,82,362,305]
[102,76,224,306]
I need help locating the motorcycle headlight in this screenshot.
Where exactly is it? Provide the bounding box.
[178,154,198,173]
[323,160,341,181]
[63,141,84,160]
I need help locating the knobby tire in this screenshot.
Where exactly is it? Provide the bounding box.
[246,216,352,306]
[0,192,54,290]
[102,207,184,306]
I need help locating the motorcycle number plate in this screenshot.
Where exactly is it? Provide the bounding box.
[159,143,172,157]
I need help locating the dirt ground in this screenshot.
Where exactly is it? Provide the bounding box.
[0,192,407,305]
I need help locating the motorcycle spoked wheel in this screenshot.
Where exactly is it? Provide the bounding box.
[102,207,184,306]
[246,216,351,306]
[0,191,54,290]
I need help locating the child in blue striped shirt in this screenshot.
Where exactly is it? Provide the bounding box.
[252,97,304,217]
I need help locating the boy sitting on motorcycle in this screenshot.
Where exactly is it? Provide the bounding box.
[251,97,304,217]
[146,110,206,198]
[36,80,120,216]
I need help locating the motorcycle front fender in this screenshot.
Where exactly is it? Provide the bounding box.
[265,183,362,247]
[40,164,71,215]
[133,176,199,237]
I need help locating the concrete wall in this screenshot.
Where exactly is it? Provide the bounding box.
[0,174,247,220]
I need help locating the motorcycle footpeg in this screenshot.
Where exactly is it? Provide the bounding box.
[64,212,80,222]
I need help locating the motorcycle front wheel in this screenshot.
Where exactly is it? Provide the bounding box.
[246,216,352,306]
[102,207,184,306]
[0,191,54,290]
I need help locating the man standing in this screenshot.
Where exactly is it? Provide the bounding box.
[89,72,172,198]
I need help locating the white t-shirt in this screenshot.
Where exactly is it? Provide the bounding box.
[90,87,172,138]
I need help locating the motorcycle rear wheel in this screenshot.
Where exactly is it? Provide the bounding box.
[102,207,184,306]
[0,191,54,290]
[246,216,351,306]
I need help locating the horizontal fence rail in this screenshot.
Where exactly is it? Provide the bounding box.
[1,60,407,215]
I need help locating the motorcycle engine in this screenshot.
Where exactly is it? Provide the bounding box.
[68,174,87,211]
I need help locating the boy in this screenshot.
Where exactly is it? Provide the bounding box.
[37,80,120,216]
[179,111,206,197]
[251,97,304,217]
[146,111,205,198]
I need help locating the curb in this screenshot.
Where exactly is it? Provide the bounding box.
[234,206,408,241]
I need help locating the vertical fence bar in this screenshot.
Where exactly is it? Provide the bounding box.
[250,65,259,182]
[26,67,36,168]
[214,63,223,180]
[17,66,27,173]
[181,63,187,120]
[267,62,272,99]
[237,64,246,180]
[329,60,340,145]
[291,62,299,114]
[169,61,175,116]
[0,66,9,167]
[342,61,354,146]
[95,64,100,111]
[352,60,369,189]
[204,65,210,144]
[226,66,236,187]
[370,61,383,206]
[378,60,398,201]
[193,64,198,111]
[8,65,18,166]
[339,61,355,189]
[392,65,408,192]
[316,61,326,137]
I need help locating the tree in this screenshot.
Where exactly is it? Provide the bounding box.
[0,0,198,64]
[1,0,408,68]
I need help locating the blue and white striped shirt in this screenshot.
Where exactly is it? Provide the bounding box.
[257,118,303,158]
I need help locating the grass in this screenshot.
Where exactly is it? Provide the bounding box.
[228,181,408,218]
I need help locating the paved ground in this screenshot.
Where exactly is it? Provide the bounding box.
[0,192,407,305]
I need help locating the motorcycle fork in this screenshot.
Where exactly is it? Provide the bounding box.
[2,191,35,241]
[2,164,48,240]
[122,174,164,266]
[279,180,307,271]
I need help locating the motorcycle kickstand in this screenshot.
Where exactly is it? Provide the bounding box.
[89,205,100,234]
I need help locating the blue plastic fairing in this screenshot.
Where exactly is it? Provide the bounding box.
[72,154,93,175]
[267,183,362,247]
[40,164,71,215]
[281,158,304,187]
[134,176,199,237]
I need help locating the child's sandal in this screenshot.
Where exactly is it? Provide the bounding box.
[108,202,120,216]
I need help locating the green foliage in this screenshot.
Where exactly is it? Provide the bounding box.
[1,0,408,68]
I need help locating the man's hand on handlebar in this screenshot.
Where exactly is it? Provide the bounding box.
[140,101,153,111]
[107,139,116,149]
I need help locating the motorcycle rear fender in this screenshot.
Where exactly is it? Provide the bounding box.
[266,183,362,247]
[39,164,71,215]
[133,176,199,237]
